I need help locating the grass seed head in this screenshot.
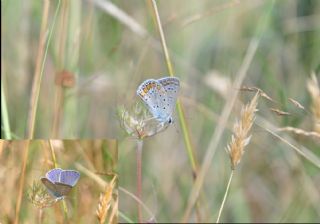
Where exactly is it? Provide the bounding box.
[27,181,56,209]
[96,175,117,224]
[118,102,169,139]
[227,92,259,170]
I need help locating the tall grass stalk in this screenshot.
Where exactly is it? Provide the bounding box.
[182,1,275,221]
[48,140,58,168]
[216,92,259,222]
[25,0,50,138]
[14,141,30,224]
[63,0,81,137]
[1,76,11,139]
[182,37,258,223]
[52,0,69,138]
[136,139,143,223]
[149,0,203,220]
[119,211,134,223]
[216,170,233,223]
[26,0,61,138]
[149,0,198,173]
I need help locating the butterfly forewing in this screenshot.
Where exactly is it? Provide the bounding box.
[46,168,63,183]
[59,170,80,187]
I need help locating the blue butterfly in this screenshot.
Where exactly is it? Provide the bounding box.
[41,168,80,200]
[137,77,180,124]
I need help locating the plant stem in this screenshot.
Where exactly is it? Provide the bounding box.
[51,0,68,138]
[14,140,30,224]
[119,210,135,223]
[182,1,275,221]
[38,208,44,224]
[148,0,198,173]
[216,170,234,223]
[26,0,61,138]
[25,0,50,138]
[149,0,202,220]
[136,139,143,223]
[48,140,58,168]
[1,77,11,139]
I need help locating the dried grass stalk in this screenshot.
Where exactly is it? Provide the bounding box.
[307,72,320,133]
[270,108,291,116]
[240,86,274,103]
[227,92,259,170]
[96,175,117,224]
[288,98,305,110]
[278,126,320,139]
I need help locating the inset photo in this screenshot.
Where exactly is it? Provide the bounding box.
[0,139,118,224]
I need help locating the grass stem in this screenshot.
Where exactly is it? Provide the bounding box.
[1,78,11,139]
[216,170,234,223]
[182,1,275,221]
[149,0,202,220]
[136,139,143,223]
[14,140,30,224]
[149,0,198,181]
[26,0,61,138]
[48,140,58,168]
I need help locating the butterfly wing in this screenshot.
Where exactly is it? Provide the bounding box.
[45,168,63,183]
[157,77,180,115]
[59,170,80,187]
[41,177,65,198]
[136,79,171,122]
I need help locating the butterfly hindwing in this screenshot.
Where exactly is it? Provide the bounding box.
[41,177,64,198]
[136,79,170,122]
[54,182,73,197]
[157,77,180,114]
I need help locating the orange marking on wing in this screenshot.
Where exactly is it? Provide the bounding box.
[139,91,146,97]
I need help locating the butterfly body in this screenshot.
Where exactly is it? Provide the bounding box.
[41,168,80,199]
[137,77,180,124]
